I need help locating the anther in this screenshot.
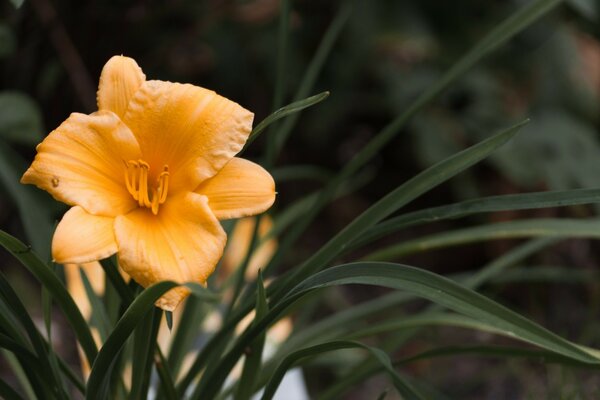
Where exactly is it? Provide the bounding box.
[124,160,170,215]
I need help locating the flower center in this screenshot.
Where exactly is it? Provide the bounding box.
[124,160,169,215]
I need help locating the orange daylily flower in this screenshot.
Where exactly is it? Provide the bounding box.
[22,56,276,311]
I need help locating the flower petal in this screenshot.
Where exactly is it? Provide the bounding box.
[123,80,254,193]
[195,157,275,220]
[97,56,146,118]
[52,206,117,264]
[114,193,226,311]
[21,111,142,216]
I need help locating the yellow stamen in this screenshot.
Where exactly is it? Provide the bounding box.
[124,160,170,215]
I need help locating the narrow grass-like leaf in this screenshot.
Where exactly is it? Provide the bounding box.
[155,347,178,400]
[243,92,329,152]
[184,120,525,394]
[0,349,36,400]
[86,280,216,400]
[166,297,205,377]
[261,0,565,278]
[272,121,527,300]
[0,141,54,258]
[235,272,268,400]
[396,345,600,369]
[352,188,600,250]
[0,335,48,399]
[272,0,291,111]
[129,307,162,400]
[80,269,111,340]
[0,271,67,399]
[312,238,558,399]
[87,281,177,400]
[270,5,351,158]
[100,258,134,305]
[0,230,98,365]
[261,341,423,400]
[0,377,25,400]
[201,260,599,399]
[285,263,600,363]
[363,218,600,261]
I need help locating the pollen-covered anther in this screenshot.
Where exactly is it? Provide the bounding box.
[124,160,170,215]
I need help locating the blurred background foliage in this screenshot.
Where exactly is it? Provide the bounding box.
[1,0,600,398]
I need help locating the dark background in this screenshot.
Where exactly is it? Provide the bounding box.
[1,0,599,398]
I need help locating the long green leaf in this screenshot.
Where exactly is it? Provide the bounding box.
[352,188,600,250]
[270,5,351,159]
[183,121,527,395]
[86,281,217,399]
[200,261,599,399]
[0,271,67,399]
[129,307,162,400]
[396,345,600,369]
[285,263,600,364]
[0,230,98,365]
[261,341,423,400]
[272,121,527,300]
[0,377,25,400]
[0,141,54,258]
[243,91,330,152]
[363,218,600,261]
[261,0,565,277]
[0,349,36,400]
[235,272,268,400]
[80,269,111,340]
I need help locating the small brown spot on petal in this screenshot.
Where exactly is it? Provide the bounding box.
[51,177,59,187]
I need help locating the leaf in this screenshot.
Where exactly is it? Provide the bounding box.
[80,269,112,340]
[243,91,330,151]
[272,121,527,300]
[260,0,566,280]
[86,280,217,400]
[353,188,600,249]
[0,271,67,399]
[285,263,600,364]
[235,271,268,400]
[129,307,162,400]
[0,142,55,258]
[362,218,600,261]
[269,4,351,159]
[201,261,600,399]
[0,230,98,366]
[397,344,600,369]
[261,341,423,400]
[165,297,206,378]
[0,92,44,145]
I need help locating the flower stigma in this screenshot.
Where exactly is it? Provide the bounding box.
[125,160,170,215]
